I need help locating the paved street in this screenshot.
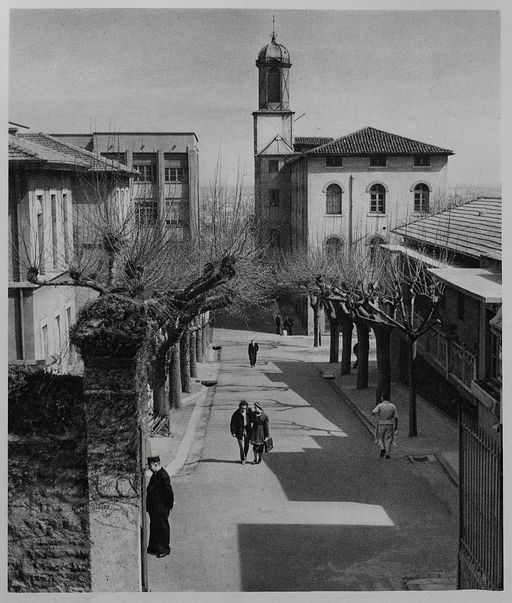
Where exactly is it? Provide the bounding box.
[149,329,458,591]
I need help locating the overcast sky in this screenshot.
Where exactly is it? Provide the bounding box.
[9,8,500,190]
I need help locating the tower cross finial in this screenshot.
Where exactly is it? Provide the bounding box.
[272,14,276,42]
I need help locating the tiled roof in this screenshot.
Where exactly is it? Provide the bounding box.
[294,137,334,146]
[393,198,501,260]
[9,134,90,166]
[306,126,453,156]
[15,133,135,174]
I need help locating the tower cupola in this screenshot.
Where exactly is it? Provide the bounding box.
[256,32,292,110]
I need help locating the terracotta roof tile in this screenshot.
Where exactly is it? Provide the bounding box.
[306,126,453,156]
[393,198,501,259]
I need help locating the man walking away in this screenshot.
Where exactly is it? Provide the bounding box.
[146,456,174,558]
[371,396,398,459]
[230,401,252,464]
[248,338,259,367]
[285,315,294,336]
[275,313,282,335]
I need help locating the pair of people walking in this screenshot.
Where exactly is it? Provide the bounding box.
[230,401,271,465]
[274,313,294,336]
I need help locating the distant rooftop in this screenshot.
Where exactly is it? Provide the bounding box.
[306,126,454,156]
[393,197,501,260]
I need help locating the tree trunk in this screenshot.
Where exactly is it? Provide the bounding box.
[329,316,339,363]
[340,314,353,375]
[201,315,208,358]
[196,326,203,363]
[168,342,182,409]
[355,321,369,390]
[408,337,418,437]
[152,349,169,417]
[189,331,198,378]
[373,325,392,403]
[312,303,321,347]
[180,330,192,394]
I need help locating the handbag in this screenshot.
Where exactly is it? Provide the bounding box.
[264,437,274,453]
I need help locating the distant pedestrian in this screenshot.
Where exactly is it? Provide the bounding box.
[230,400,252,464]
[371,396,398,459]
[353,342,359,369]
[248,338,259,367]
[146,456,174,558]
[284,315,294,336]
[275,313,282,335]
[250,402,271,464]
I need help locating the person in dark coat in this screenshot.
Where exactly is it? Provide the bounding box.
[250,402,270,464]
[284,315,294,336]
[146,456,174,558]
[275,313,282,335]
[230,400,253,464]
[248,338,259,367]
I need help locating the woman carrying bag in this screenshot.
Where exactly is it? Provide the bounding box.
[250,402,272,464]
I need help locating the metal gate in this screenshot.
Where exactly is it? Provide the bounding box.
[458,402,503,590]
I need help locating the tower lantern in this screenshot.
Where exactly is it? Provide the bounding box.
[256,31,292,110]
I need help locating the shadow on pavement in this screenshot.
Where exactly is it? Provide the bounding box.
[199,458,241,465]
[238,523,395,591]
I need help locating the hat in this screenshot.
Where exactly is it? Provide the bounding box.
[147,456,160,464]
[254,402,263,412]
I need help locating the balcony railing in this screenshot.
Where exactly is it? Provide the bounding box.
[421,326,477,391]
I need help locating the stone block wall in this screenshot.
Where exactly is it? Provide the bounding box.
[8,370,90,592]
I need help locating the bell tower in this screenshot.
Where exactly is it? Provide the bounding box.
[253,27,294,155]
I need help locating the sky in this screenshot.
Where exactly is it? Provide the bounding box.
[8,7,501,191]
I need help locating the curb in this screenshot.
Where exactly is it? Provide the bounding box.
[434,452,459,487]
[164,353,221,477]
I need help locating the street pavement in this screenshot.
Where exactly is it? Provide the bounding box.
[148,328,458,591]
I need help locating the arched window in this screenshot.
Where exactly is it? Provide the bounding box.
[325,236,343,260]
[414,183,430,212]
[326,184,342,214]
[369,184,386,214]
[268,68,281,104]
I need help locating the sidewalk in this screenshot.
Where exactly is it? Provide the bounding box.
[316,360,459,485]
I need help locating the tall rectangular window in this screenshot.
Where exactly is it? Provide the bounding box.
[51,194,58,269]
[41,324,49,359]
[55,315,61,354]
[66,306,74,362]
[61,193,70,263]
[37,195,45,275]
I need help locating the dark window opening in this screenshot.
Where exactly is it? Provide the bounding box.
[268,68,281,104]
[414,155,431,167]
[326,184,342,214]
[414,183,430,212]
[369,184,386,214]
[370,156,387,167]
[268,160,279,173]
[270,189,280,207]
[326,156,343,167]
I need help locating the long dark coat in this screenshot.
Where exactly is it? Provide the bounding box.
[230,408,252,439]
[146,467,174,555]
[248,342,259,364]
[250,412,270,445]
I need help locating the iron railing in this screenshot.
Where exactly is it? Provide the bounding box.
[422,326,477,391]
[458,403,503,590]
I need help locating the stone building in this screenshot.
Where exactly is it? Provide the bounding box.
[8,124,135,371]
[253,32,454,256]
[52,131,200,239]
